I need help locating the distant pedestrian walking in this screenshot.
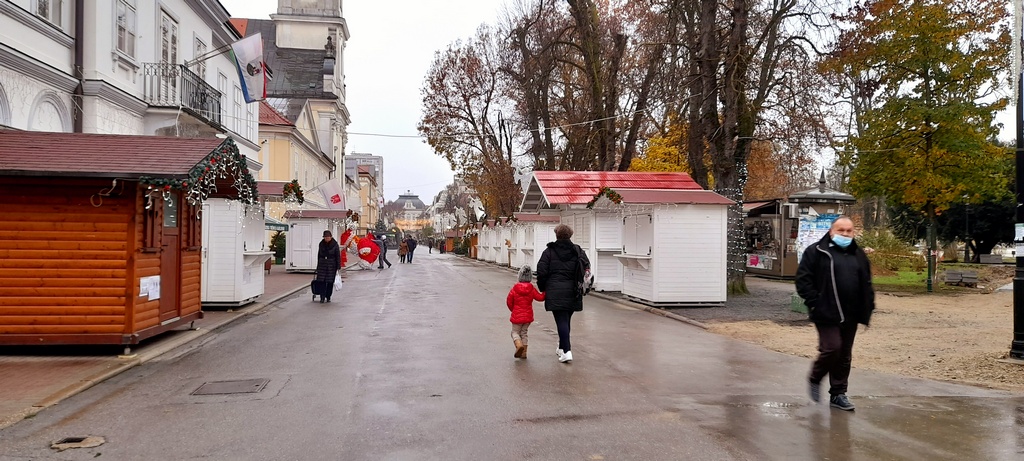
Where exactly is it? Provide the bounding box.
[314,230,341,303]
[536,224,590,363]
[796,216,874,411]
[375,235,392,269]
[398,240,409,263]
[507,265,545,359]
[405,237,418,263]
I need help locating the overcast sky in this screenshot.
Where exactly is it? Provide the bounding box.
[220,0,508,203]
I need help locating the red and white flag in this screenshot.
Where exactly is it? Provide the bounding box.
[316,178,346,210]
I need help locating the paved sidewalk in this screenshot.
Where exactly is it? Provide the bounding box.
[0,260,362,430]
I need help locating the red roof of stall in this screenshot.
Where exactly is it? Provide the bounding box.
[520,171,704,211]
[616,189,734,205]
[257,180,288,197]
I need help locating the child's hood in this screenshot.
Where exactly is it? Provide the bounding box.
[511,282,536,296]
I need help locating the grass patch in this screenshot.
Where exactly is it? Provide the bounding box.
[873,270,971,294]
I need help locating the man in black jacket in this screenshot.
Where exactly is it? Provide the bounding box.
[796,216,874,411]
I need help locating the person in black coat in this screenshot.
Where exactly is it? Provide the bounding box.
[315,230,341,303]
[536,224,590,363]
[796,216,874,411]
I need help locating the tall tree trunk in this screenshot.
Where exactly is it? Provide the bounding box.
[619,44,664,171]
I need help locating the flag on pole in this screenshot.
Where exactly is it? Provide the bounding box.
[316,178,347,210]
[229,33,267,103]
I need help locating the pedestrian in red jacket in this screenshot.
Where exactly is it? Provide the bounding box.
[507,265,545,359]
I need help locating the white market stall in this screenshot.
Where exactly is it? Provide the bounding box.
[480,220,498,263]
[201,199,273,307]
[614,189,733,306]
[282,209,352,272]
[509,213,561,270]
[519,171,707,293]
[495,219,512,266]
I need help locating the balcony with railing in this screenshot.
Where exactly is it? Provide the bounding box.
[143,63,222,128]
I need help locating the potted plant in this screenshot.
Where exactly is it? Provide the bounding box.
[270,231,286,264]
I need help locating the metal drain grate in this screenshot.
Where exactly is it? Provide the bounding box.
[191,378,270,395]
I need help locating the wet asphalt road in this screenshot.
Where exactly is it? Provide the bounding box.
[1,251,1023,460]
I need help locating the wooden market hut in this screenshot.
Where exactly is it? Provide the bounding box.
[0,131,258,348]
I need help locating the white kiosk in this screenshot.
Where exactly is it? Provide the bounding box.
[613,189,733,306]
[282,209,352,272]
[201,199,273,307]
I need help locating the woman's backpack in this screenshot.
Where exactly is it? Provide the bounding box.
[574,245,593,297]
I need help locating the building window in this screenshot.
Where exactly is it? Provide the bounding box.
[246,98,254,139]
[160,11,178,65]
[217,72,227,120]
[194,37,207,80]
[116,0,136,58]
[233,85,242,133]
[35,0,62,27]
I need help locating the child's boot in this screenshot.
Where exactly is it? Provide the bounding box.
[514,339,525,358]
[521,345,528,359]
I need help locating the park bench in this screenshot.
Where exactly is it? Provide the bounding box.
[979,254,1003,264]
[943,270,978,288]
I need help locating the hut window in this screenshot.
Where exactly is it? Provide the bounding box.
[163,193,178,228]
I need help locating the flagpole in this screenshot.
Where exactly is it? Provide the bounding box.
[185,42,234,68]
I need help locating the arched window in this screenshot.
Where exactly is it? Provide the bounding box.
[28,91,71,132]
[0,82,10,126]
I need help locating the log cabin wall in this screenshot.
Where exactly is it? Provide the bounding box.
[130,186,162,334]
[179,200,202,322]
[0,177,133,343]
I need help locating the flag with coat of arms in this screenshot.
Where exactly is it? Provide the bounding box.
[229,33,270,103]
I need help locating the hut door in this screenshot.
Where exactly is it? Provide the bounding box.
[159,193,181,321]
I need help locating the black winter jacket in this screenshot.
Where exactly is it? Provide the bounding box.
[795,233,875,326]
[536,239,591,312]
[315,239,341,282]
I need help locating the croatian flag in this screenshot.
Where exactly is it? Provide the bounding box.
[316,178,347,210]
[229,33,267,103]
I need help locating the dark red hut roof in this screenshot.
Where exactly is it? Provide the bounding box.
[0,130,224,178]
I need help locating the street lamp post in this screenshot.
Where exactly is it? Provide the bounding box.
[963,195,970,263]
[1012,0,1024,360]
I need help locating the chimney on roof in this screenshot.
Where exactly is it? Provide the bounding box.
[818,169,827,193]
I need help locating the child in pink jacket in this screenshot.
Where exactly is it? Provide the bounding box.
[507,265,545,359]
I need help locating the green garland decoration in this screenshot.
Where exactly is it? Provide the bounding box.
[586,187,623,209]
[139,138,259,206]
[283,179,305,204]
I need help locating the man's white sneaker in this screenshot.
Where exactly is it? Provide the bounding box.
[556,349,564,359]
[559,351,573,363]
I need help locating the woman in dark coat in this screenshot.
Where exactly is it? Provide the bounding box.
[315,230,341,303]
[536,224,590,363]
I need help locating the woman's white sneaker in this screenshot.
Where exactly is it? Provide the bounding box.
[559,351,573,363]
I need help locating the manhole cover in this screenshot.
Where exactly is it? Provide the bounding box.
[191,378,270,395]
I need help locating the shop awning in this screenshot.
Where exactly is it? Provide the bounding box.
[266,216,289,231]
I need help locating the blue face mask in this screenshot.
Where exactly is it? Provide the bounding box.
[832,234,853,249]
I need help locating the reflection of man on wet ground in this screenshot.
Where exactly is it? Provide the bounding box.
[796,216,874,411]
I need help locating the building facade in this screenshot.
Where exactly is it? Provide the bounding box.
[0,0,260,159]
